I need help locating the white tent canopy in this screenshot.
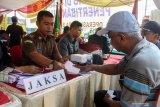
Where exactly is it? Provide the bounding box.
[0,0,38,10]
[0,0,159,10]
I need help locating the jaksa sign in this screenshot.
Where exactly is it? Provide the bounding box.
[23,69,66,94]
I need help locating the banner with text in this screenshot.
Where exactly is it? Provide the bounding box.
[47,0,111,31]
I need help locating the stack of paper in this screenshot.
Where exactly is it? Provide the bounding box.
[70,54,88,63]
[8,71,35,89]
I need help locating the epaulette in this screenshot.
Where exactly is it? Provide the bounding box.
[23,33,34,41]
[28,33,35,38]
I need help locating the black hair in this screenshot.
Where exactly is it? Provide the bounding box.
[11,16,18,23]
[63,26,69,33]
[95,27,102,33]
[37,10,54,21]
[70,21,82,29]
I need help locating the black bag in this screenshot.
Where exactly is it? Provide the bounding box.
[92,54,103,65]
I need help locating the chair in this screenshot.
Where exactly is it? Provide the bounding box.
[79,43,100,53]
[10,45,22,66]
[155,90,160,107]
[88,34,110,54]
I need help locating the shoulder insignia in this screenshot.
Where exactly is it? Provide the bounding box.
[24,40,33,44]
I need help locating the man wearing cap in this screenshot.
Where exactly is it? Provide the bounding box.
[142,21,160,49]
[77,11,160,107]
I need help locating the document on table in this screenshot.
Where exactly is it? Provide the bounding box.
[107,90,116,98]
[64,60,80,74]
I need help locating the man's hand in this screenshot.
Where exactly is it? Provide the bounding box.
[53,61,65,71]
[59,56,70,64]
[75,65,94,71]
[16,65,42,74]
[103,93,122,107]
[104,93,113,102]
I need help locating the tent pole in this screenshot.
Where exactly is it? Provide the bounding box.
[144,0,147,16]
[14,10,16,16]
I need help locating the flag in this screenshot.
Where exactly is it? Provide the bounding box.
[60,0,62,26]
[0,15,4,24]
[132,0,138,19]
[54,2,61,37]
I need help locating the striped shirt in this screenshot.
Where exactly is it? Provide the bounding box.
[118,39,160,107]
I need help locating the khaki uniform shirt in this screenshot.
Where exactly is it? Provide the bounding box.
[22,30,58,66]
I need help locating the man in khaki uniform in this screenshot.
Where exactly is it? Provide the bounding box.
[22,10,65,70]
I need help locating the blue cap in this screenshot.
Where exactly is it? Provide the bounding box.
[97,11,140,36]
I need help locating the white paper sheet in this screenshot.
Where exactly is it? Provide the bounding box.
[64,60,80,74]
[107,90,116,98]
